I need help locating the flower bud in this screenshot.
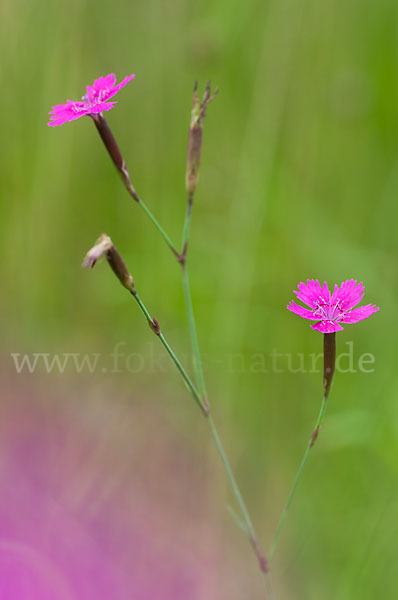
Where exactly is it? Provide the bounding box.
[185,81,218,197]
[92,114,139,201]
[82,234,135,293]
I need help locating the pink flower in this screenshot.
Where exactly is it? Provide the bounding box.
[48,73,135,127]
[287,279,379,333]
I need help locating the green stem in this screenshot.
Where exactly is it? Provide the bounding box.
[181,195,207,404]
[268,394,329,561]
[131,291,208,416]
[179,195,267,574]
[207,416,253,531]
[136,198,268,566]
[181,195,193,254]
[92,115,180,259]
[208,414,268,572]
[132,284,267,573]
[95,112,270,583]
[181,266,208,405]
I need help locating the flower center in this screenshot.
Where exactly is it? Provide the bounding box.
[71,103,88,114]
[313,298,344,321]
[82,89,109,108]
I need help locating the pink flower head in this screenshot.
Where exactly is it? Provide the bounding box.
[287,279,379,333]
[48,73,135,127]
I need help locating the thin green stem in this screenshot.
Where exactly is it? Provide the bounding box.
[207,417,250,524]
[181,266,208,404]
[179,194,267,574]
[92,115,180,260]
[131,291,208,416]
[227,504,250,535]
[133,285,260,553]
[131,287,267,572]
[208,415,267,568]
[95,111,269,584]
[268,394,329,561]
[181,195,193,254]
[181,195,207,404]
[208,416,255,533]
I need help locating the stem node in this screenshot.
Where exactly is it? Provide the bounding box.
[310,425,320,447]
[250,536,269,573]
[148,317,161,335]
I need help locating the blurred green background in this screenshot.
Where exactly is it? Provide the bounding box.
[1,0,397,598]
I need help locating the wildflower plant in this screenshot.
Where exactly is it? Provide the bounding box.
[49,74,267,576]
[268,279,379,559]
[49,73,379,594]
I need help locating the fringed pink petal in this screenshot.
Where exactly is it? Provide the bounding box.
[102,73,117,88]
[320,280,331,302]
[48,100,86,116]
[104,74,135,101]
[294,279,330,308]
[331,279,365,310]
[85,74,134,103]
[48,113,84,126]
[47,101,90,126]
[88,101,117,114]
[287,301,319,320]
[311,320,344,333]
[338,304,379,324]
[86,74,117,102]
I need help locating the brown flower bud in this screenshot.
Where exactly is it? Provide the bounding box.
[185,81,218,197]
[186,126,203,197]
[82,234,135,293]
[91,114,139,202]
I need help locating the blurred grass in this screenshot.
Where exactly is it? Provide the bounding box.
[0,0,397,597]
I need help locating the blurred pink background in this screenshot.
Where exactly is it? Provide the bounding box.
[0,374,258,599]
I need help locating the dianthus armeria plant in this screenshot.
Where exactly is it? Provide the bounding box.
[49,74,379,593]
[49,73,269,581]
[268,279,379,559]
